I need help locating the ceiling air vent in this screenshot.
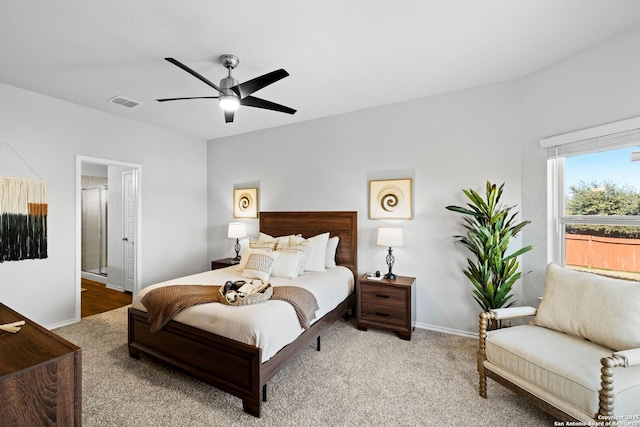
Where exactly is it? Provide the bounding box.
[108,95,142,108]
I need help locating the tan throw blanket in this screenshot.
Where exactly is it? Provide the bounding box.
[272,286,319,330]
[141,285,221,333]
[140,284,319,333]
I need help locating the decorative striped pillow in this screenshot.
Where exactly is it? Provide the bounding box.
[249,239,277,251]
[241,252,278,282]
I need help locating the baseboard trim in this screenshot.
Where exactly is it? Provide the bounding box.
[48,318,80,330]
[413,321,477,338]
[105,284,125,292]
[81,271,108,284]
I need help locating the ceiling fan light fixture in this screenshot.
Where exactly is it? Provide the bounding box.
[219,94,240,111]
[159,56,295,123]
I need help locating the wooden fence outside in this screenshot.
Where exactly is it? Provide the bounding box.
[566,234,640,273]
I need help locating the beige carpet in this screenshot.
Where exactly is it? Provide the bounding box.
[55,306,556,426]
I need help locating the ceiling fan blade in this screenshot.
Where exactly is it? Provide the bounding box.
[156,96,219,102]
[231,69,289,98]
[240,96,296,115]
[224,110,235,123]
[165,58,222,93]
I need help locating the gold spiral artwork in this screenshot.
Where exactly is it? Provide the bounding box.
[377,185,404,212]
[238,192,253,212]
[234,188,258,218]
[369,178,412,219]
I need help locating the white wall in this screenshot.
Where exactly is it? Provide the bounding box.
[208,80,523,336]
[0,83,208,328]
[520,26,640,301]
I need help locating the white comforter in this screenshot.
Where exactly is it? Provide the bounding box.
[132,266,354,362]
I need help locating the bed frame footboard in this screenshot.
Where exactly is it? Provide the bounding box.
[127,292,355,417]
[128,307,263,416]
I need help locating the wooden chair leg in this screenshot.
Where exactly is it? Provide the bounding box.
[478,359,488,398]
[478,311,492,398]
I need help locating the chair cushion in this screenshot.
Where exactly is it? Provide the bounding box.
[485,325,640,418]
[532,263,640,351]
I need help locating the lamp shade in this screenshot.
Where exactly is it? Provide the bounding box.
[377,227,404,247]
[228,222,247,239]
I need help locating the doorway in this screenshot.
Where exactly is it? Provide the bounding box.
[75,156,142,321]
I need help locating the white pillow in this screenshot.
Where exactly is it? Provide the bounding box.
[271,251,306,279]
[277,240,310,275]
[325,236,339,268]
[300,232,330,272]
[258,232,274,241]
[241,252,278,282]
[533,262,640,351]
[289,234,305,245]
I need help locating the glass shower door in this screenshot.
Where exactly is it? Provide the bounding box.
[81,185,108,276]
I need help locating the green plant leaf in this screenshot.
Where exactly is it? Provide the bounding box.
[447,181,532,310]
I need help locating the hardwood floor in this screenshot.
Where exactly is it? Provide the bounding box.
[81,278,132,318]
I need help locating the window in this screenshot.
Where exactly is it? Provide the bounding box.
[541,118,640,281]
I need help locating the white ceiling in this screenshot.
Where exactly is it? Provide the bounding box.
[2,1,640,141]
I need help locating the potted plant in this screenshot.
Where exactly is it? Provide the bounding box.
[446,181,532,324]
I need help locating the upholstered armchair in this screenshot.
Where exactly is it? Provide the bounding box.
[477,263,640,423]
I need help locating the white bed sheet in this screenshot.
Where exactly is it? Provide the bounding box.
[131,266,354,363]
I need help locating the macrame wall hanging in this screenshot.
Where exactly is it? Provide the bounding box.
[0,142,48,262]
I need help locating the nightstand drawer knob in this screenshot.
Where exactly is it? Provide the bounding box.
[375,294,390,298]
[375,312,391,317]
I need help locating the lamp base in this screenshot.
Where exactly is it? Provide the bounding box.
[233,238,241,261]
[384,246,396,280]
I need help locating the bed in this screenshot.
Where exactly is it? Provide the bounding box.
[127,211,358,417]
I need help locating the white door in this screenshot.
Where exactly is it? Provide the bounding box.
[123,170,137,293]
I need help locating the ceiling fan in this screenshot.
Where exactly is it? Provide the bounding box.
[157,54,296,123]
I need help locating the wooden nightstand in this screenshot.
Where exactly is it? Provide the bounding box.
[356,274,415,340]
[211,257,241,270]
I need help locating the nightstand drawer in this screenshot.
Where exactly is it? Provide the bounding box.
[360,284,406,309]
[360,305,407,327]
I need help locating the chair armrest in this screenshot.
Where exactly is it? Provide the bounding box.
[599,348,640,417]
[614,348,640,366]
[478,307,537,366]
[490,306,537,320]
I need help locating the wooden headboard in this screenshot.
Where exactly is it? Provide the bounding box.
[259,211,358,279]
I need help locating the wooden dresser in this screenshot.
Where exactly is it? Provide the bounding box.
[0,303,82,426]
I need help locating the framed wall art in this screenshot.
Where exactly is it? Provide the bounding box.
[369,178,412,220]
[233,187,258,218]
[0,177,48,262]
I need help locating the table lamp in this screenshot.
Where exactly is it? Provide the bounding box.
[228,222,247,260]
[377,227,404,280]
